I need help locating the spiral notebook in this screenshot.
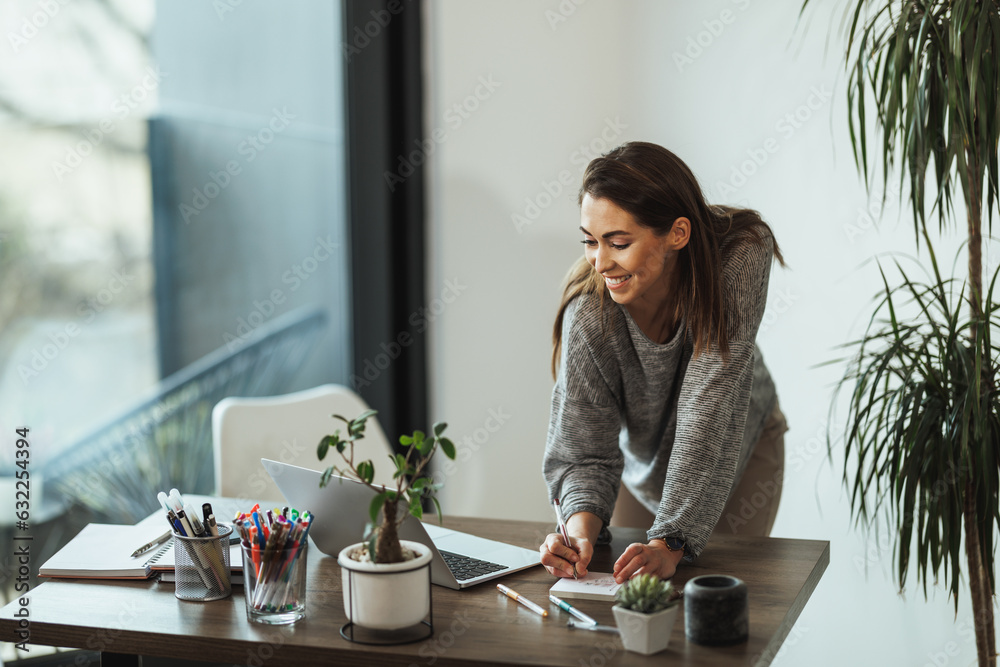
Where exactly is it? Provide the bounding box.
[38,522,244,580]
[38,523,176,579]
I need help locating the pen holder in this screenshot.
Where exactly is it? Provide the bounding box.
[241,540,308,625]
[173,524,233,602]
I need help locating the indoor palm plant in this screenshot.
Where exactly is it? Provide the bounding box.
[317,409,455,632]
[805,1,1000,664]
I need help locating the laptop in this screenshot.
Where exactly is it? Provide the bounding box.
[261,459,541,590]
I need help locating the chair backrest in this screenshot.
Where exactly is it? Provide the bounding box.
[212,384,395,502]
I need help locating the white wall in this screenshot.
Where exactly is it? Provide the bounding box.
[425,0,993,664]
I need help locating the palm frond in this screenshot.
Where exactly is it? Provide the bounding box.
[832,253,1000,607]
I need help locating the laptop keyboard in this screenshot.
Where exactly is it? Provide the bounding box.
[438,550,507,581]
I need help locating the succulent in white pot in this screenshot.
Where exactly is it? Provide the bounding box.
[318,409,455,632]
[611,574,682,655]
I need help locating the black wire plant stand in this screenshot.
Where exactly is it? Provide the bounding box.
[339,560,434,645]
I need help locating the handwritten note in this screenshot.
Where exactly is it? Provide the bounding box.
[549,571,622,601]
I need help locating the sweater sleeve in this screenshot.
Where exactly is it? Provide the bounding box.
[542,298,624,527]
[647,236,774,557]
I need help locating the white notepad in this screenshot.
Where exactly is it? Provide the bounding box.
[549,571,623,601]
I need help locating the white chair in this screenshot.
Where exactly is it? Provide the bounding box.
[212,384,396,502]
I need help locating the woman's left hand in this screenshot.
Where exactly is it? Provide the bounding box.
[612,539,684,583]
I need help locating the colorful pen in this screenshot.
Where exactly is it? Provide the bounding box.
[497,583,548,617]
[549,594,597,626]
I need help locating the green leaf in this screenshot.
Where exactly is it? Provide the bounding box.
[369,493,387,524]
[431,496,444,525]
[357,460,375,485]
[317,435,334,461]
[409,494,423,520]
[433,422,447,437]
[439,437,456,460]
[399,434,414,446]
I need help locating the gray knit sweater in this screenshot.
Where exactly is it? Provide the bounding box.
[543,234,777,558]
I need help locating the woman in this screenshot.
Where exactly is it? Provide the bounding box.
[540,141,787,584]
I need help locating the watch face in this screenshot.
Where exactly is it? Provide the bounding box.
[665,537,685,551]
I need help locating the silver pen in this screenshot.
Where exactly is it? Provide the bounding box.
[130,530,172,558]
[567,620,620,634]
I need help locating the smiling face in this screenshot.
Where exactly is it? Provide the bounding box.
[579,194,689,314]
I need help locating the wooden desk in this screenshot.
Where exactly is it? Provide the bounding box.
[0,517,828,666]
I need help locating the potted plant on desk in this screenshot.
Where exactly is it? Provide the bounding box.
[317,409,455,636]
[611,574,681,655]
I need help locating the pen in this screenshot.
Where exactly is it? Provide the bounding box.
[567,620,620,634]
[175,508,195,537]
[156,492,172,513]
[207,514,220,537]
[184,503,206,536]
[497,583,548,617]
[553,498,578,579]
[549,594,597,626]
[131,530,172,558]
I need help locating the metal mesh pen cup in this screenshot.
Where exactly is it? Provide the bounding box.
[173,524,233,602]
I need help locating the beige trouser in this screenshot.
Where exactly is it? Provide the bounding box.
[610,403,788,539]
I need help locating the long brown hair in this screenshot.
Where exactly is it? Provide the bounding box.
[551,141,784,378]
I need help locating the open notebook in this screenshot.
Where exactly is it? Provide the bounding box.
[38,522,242,580]
[38,523,175,579]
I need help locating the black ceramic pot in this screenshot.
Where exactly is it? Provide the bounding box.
[683,574,749,646]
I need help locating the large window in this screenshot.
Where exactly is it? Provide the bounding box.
[0,1,158,474]
[1,4,354,662]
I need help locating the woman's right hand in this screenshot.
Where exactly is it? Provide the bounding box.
[539,532,593,579]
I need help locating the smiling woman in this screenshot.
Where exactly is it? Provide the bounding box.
[540,141,787,584]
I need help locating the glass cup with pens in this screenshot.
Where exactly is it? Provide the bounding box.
[235,504,311,625]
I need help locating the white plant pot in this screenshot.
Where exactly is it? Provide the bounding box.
[338,540,433,631]
[612,603,680,655]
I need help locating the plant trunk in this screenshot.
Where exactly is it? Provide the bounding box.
[968,157,984,325]
[374,498,404,564]
[964,157,995,667]
[963,479,995,666]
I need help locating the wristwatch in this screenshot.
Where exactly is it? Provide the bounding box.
[662,536,685,552]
